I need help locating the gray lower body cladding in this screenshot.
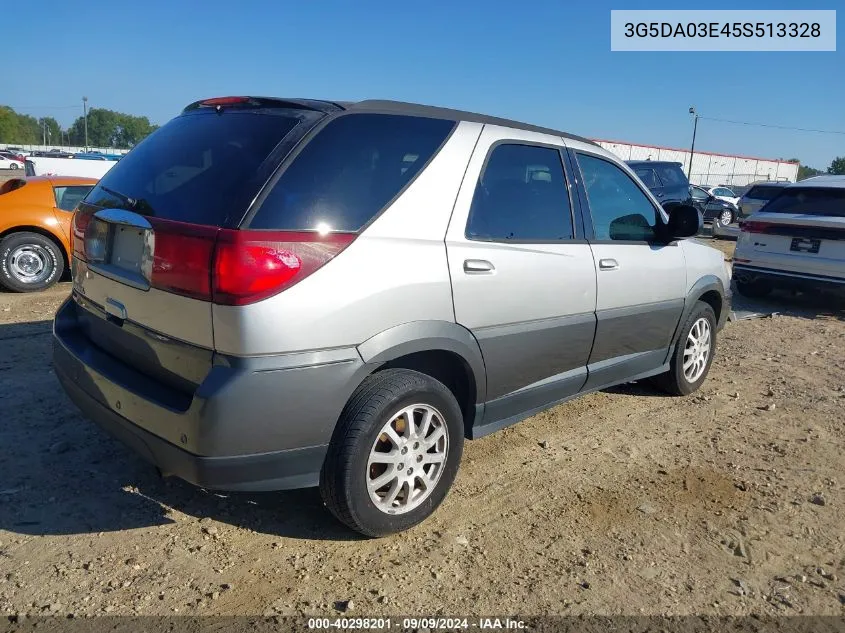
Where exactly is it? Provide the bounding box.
[53,296,368,491]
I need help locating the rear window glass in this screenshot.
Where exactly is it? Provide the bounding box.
[83,110,310,226]
[763,187,845,217]
[745,185,785,200]
[249,113,455,232]
[655,164,688,187]
[54,185,94,211]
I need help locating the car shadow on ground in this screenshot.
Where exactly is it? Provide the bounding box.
[0,320,362,542]
[730,287,845,321]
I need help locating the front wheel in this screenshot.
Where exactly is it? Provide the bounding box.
[653,301,717,396]
[320,369,465,537]
[9,163,19,170]
[0,232,65,292]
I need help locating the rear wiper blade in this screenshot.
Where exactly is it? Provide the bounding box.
[99,185,138,209]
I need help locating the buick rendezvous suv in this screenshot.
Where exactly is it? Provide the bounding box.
[53,97,731,536]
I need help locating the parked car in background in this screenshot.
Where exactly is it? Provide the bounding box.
[737,181,791,220]
[705,185,740,208]
[690,185,738,227]
[627,160,694,209]
[0,150,26,163]
[0,155,23,170]
[25,156,117,179]
[53,96,729,537]
[733,175,845,298]
[0,176,97,292]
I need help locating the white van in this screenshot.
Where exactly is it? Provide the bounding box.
[25,156,117,180]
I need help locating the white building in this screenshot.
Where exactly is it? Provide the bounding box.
[592,138,799,187]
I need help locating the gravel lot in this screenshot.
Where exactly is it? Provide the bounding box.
[0,215,844,620]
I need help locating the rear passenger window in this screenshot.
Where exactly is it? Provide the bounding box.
[54,185,94,211]
[466,144,573,241]
[576,153,658,242]
[633,167,659,188]
[251,114,455,232]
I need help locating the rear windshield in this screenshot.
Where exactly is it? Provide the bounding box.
[763,187,845,217]
[745,185,785,200]
[83,109,316,226]
[248,113,456,232]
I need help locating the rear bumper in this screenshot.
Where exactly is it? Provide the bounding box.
[733,263,845,292]
[53,295,370,491]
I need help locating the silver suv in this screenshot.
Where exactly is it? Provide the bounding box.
[53,97,731,536]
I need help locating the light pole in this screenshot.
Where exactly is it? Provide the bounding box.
[82,96,89,152]
[688,106,699,181]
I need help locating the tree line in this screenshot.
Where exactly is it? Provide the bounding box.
[0,105,158,149]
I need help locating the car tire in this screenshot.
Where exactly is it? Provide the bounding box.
[0,232,65,293]
[9,163,18,170]
[320,368,465,537]
[716,208,734,227]
[652,301,717,397]
[734,278,772,299]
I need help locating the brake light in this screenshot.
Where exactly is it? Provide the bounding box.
[149,219,218,301]
[199,96,250,107]
[740,221,773,234]
[144,219,355,305]
[71,212,92,260]
[213,230,356,306]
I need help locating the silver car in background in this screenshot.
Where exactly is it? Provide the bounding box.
[737,181,792,220]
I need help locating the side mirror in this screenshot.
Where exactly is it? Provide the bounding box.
[666,204,701,239]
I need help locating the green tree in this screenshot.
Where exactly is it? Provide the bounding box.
[828,156,845,175]
[67,108,158,149]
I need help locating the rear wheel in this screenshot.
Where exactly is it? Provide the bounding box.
[653,301,717,396]
[320,369,464,537]
[0,232,64,292]
[735,278,772,299]
[716,208,734,227]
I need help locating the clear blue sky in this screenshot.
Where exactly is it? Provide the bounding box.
[6,0,843,168]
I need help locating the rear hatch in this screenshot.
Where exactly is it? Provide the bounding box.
[67,98,329,400]
[740,186,845,279]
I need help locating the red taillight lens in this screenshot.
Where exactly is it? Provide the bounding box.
[212,230,356,306]
[71,211,92,260]
[740,221,772,234]
[142,221,355,305]
[148,219,218,301]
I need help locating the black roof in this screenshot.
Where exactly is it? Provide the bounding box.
[184,96,599,147]
[344,100,599,147]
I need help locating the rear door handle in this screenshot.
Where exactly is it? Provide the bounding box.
[463,259,495,274]
[598,258,619,271]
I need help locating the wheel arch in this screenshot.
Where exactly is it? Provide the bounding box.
[670,275,727,350]
[356,321,488,435]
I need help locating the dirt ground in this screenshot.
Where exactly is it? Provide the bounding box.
[0,237,844,620]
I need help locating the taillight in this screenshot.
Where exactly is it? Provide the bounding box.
[212,230,356,306]
[71,211,92,260]
[740,221,772,234]
[148,219,218,301]
[144,220,355,305]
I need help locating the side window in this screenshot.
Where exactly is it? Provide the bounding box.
[466,143,573,241]
[655,164,687,187]
[251,113,455,231]
[690,187,708,202]
[633,167,659,189]
[54,185,94,211]
[576,153,659,242]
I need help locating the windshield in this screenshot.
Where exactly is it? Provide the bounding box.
[763,187,845,217]
[83,109,319,227]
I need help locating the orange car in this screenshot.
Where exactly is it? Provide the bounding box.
[0,175,97,292]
